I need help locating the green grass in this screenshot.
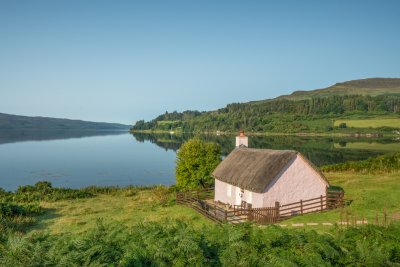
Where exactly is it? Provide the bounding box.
[334,118,400,128]
[283,171,400,228]
[27,170,400,234]
[32,188,211,234]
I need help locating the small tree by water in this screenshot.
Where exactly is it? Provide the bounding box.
[175,138,221,190]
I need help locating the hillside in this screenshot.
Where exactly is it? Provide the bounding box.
[131,78,400,134]
[0,113,130,131]
[272,78,400,101]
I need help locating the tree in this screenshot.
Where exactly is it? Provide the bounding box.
[175,138,221,190]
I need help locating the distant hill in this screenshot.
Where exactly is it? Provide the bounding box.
[0,113,130,131]
[131,78,400,134]
[273,78,400,101]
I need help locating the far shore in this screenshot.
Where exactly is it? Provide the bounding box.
[130,129,397,138]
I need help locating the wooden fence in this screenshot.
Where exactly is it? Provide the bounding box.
[176,189,248,223]
[279,190,344,220]
[176,188,344,224]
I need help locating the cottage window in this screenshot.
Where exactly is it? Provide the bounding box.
[227,184,232,196]
[239,188,244,198]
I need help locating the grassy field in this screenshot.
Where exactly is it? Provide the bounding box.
[33,188,211,234]
[283,171,400,228]
[334,118,400,128]
[32,190,210,234]
[29,170,400,234]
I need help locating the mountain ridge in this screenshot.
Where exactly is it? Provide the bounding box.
[247,78,400,105]
[0,113,130,131]
[272,77,400,101]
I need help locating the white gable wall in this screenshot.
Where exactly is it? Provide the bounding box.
[214,154,328,208]
[215,179,233,204]
[214,179,264,207]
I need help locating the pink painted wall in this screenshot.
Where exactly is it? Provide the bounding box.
[261,155,328,206]
[214,155,328,209]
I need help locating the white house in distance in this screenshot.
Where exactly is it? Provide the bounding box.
[213,131,330,208]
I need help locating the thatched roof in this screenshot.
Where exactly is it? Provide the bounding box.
[212,147,324,193]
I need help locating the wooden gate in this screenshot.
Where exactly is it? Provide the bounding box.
[248,206,279,224]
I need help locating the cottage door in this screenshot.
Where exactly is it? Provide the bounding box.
[235,187,242,205]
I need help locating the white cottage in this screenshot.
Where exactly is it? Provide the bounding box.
[213,132,329,208]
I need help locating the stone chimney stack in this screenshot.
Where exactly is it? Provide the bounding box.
[235,130,248,147]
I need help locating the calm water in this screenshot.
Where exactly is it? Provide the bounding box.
[0,130,399,191]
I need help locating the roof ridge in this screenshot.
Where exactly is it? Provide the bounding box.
[236,147,298,152]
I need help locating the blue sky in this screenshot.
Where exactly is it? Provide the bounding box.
[1,1,399,124]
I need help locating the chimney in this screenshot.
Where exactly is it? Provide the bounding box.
[235,130,248,147]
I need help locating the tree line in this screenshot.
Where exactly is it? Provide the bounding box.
[131,94,400,133]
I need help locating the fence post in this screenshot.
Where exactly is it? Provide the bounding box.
[320,195,323,212]
[247,208,253,222]
[275,201,280,222]
[325,187,329,209]
[354,212,357,226]
[340,207,343,227]
[383,208,387,227]
[300,200,303,215]
[340,192,344,208]
[224,210,227,221]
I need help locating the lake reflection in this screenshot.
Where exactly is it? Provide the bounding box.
[132,132,395,166]
[0,130,398,191]
[0,132,175,191]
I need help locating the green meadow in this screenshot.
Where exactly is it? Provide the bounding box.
[33,188,210,234]
[334,117,400,128]
[24,170,399,234]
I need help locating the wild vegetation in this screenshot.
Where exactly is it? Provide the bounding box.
[0,201,42,243]
[0,182,176,237]
[321,152,400,174]
[1,218,400,266]
[132,79,400,133]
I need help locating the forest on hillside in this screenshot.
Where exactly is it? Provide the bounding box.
[132,94,400,133]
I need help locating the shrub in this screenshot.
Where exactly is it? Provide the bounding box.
[176,138,221,191]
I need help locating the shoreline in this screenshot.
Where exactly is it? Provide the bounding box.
[130,129,397,138]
